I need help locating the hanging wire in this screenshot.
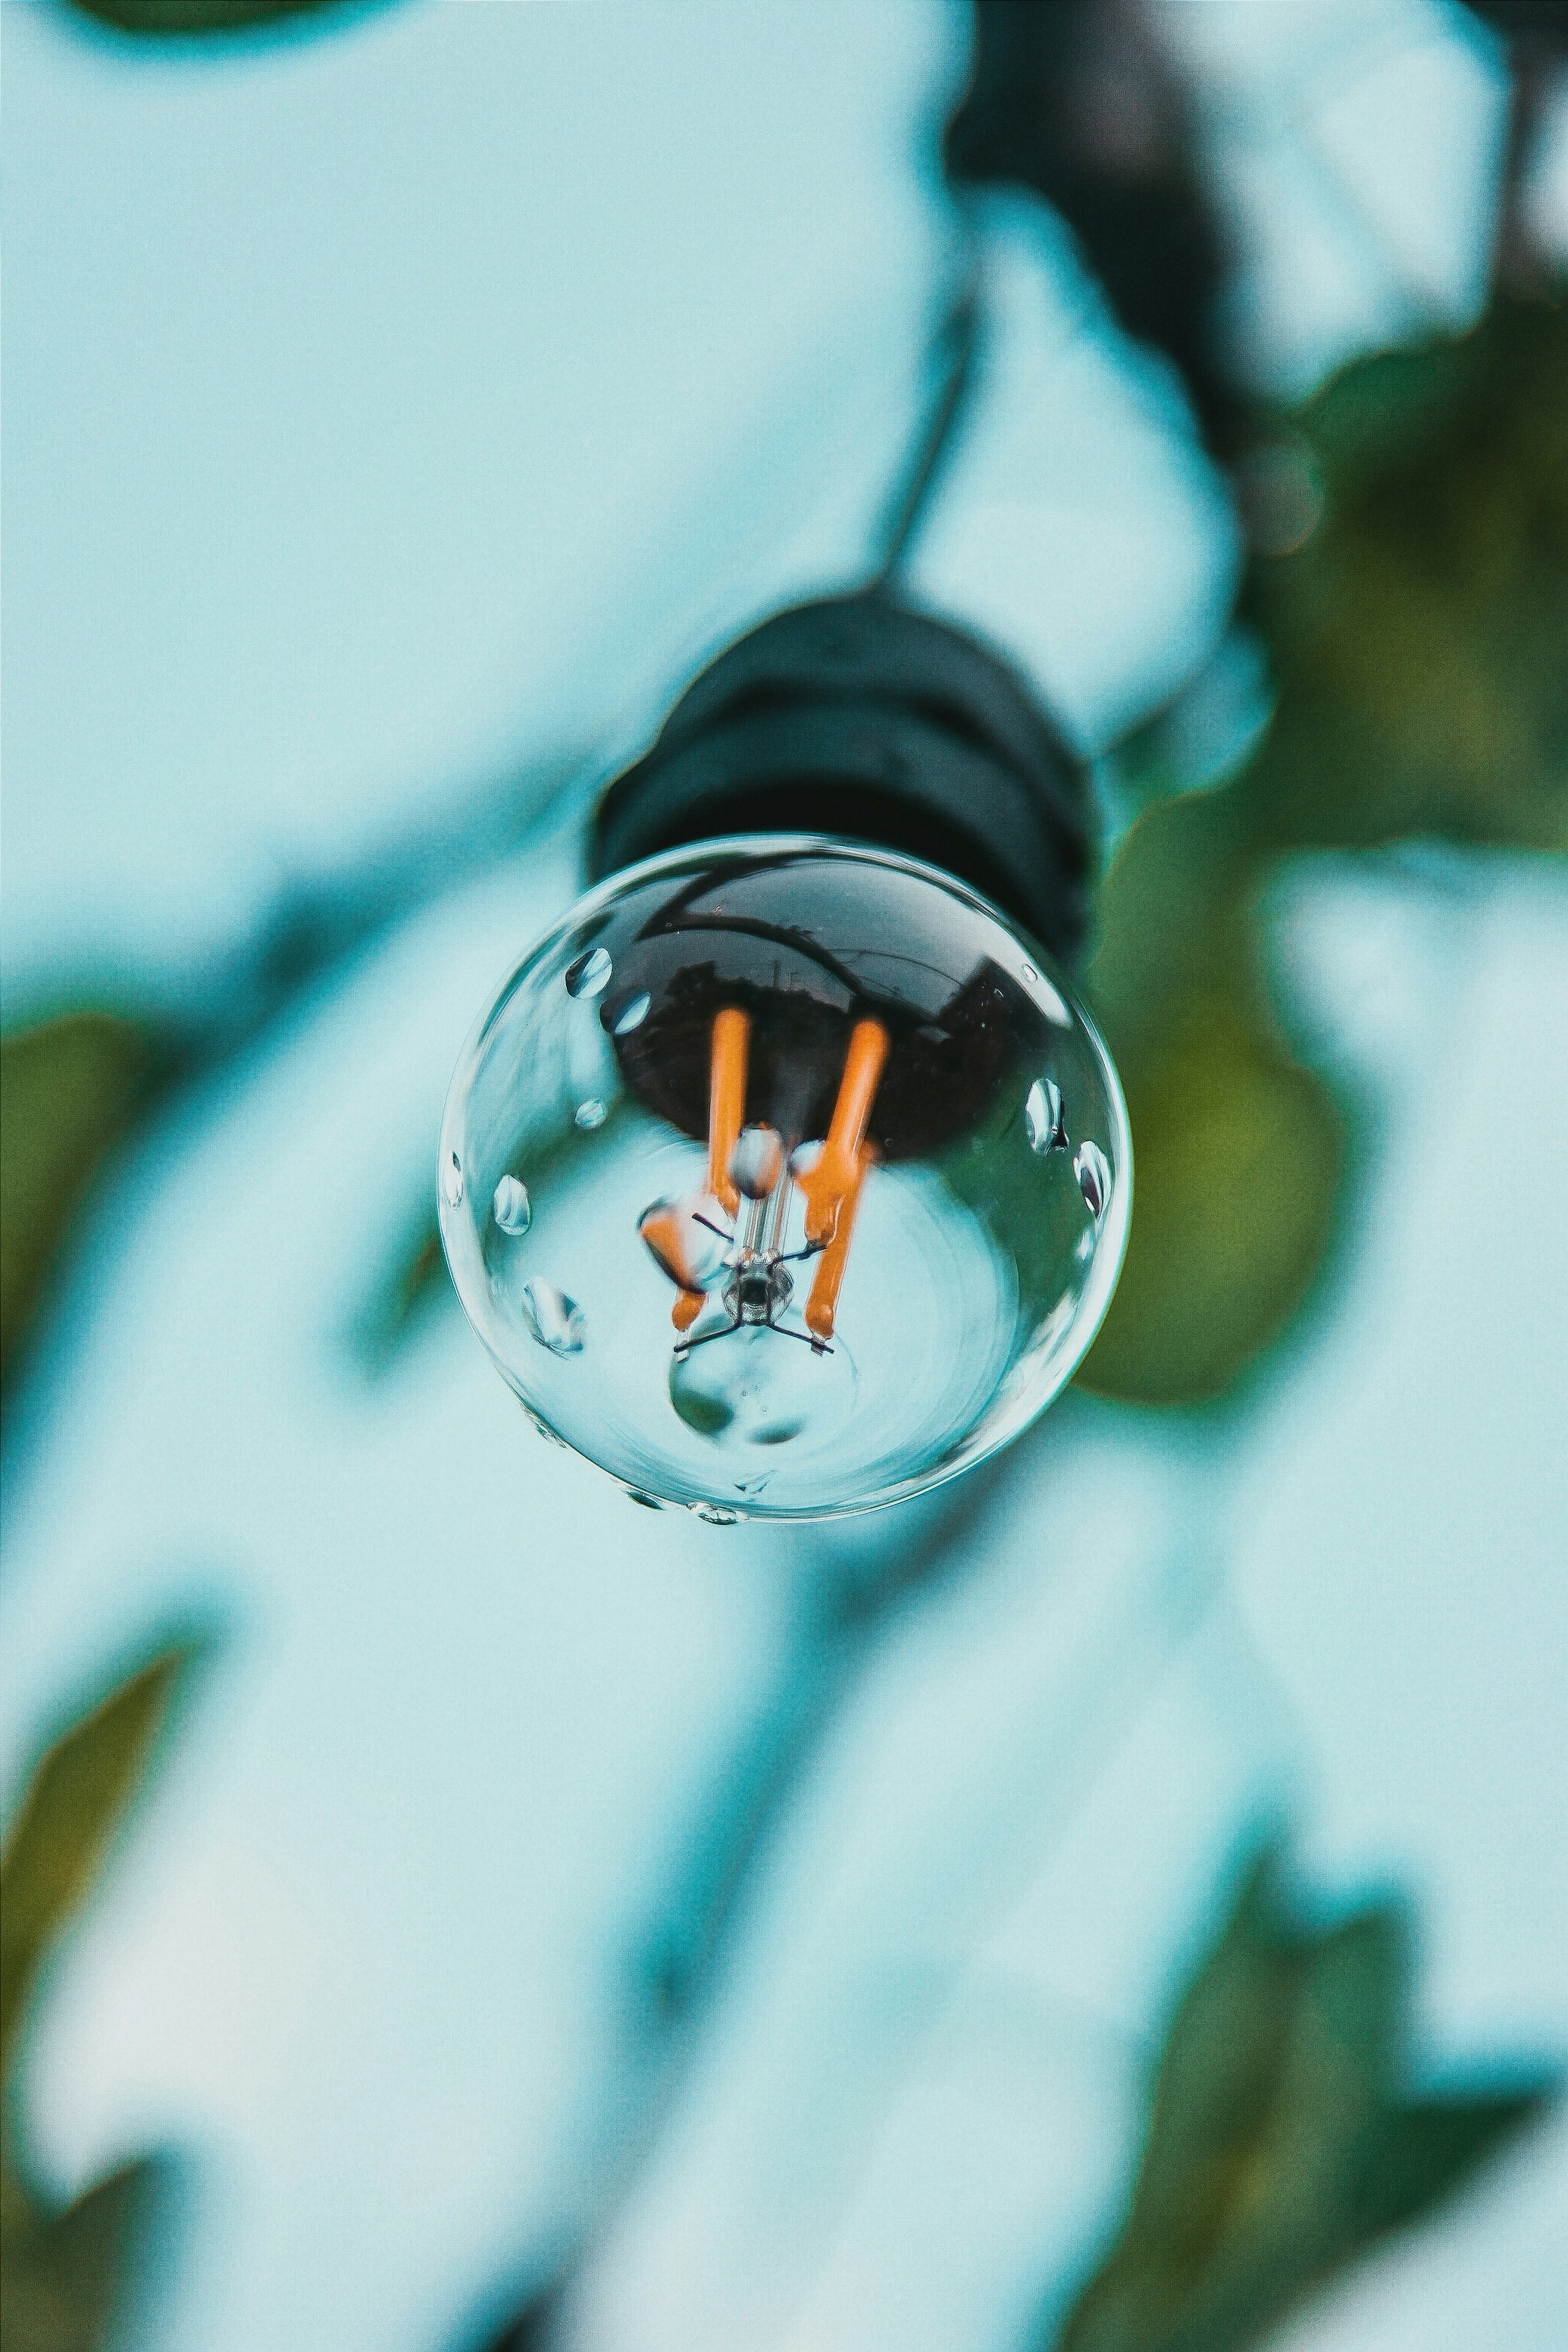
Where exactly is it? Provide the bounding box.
[870,255,983,585]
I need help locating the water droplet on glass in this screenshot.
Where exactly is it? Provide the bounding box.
[670,1320,856,1448]
[729,1123,784,1201]
[521,1279,585,1355]
[640,1196,730,1290]
[624,1486,665,1511]
[441,1148,464,1207]
[565,947,613,999]
[574,1098,608,1130]
[689,1502,740,1527]
[1075,1141,1111,1222]
[1022,963,1038,982]
[609,990,651,1036]
[492,1175,532,1236]
[1024,1079,1065,1156]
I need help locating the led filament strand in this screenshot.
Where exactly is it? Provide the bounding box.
[659,1004,749,1332]
[640,1009,890,1351]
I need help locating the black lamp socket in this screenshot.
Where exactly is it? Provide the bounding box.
[590,592,1097,970]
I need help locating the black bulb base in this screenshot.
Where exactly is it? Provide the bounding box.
[590,592,1097,969]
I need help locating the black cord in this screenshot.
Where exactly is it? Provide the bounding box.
[872,260,982,585]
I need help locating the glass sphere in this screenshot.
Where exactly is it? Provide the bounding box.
[439,837,1130,1520]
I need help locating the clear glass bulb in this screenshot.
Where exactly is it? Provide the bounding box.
[440,838,1130,1520]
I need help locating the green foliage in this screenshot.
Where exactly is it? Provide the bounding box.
[1049,1846,1557,2352]
[1081,987,1342,1408]
[1,1646,201,2352]
[352,1207,449,1375]
[1,1647,194,2074]
[1081,292,1566,1406]
[0,2164,158,2352]
[67,0,378,35]
[1078,797,1344,1406]
[1249,296,1568,857]
[0,1016,156,1395]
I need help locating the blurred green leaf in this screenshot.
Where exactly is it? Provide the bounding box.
[67,0,380,34]
[1,1646,196,2079]
[2,1646,201,2352]
[0,1015,157,1394]
[1078,794,1344,1405]
[1081,996,1342,1406]
[1050,1846,1557,2352]
[352,1207,449,1375]
[1245,296,1568,857]
[471,2278,562,2352]
[0,2162,155,2352]
[1349,2094,1554,2241]
[1080,296,1566,1404]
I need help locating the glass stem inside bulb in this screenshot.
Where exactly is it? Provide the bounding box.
[665,1007,890,1356]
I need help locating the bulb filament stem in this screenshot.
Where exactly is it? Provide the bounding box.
[805,1140,875,1346]
[707,1007,750,1217]
[665,1008,889,1351]
[797,1019,889,1248]
[665,1006,752,1331]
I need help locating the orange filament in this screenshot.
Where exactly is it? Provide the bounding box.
[805,1142,875,1345]
[707,1007,750,1219]
[640,1199,704,1329]
[658,1010,887,1347]
[797,1018,889,1248]
[640,1204,703,1289]
[662,1007,751,1336]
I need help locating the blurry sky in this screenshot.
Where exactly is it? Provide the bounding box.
[2,5,1566,2351]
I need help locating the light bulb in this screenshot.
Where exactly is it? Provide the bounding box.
[440,835,1129,1520]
